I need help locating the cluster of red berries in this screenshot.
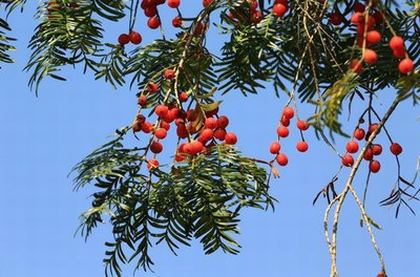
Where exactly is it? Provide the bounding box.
[343,2,414,75]
[341,123,403,173]
[269,106,310,167]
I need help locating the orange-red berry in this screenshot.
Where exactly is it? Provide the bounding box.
[270,141,281,154]
[390,143,402,155]
[276,153,288,166]
[296,141,309,152]
[369,160,381,173]
[342,154,354,167]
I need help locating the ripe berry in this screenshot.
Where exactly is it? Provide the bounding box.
[179,91,189,102]
[214,128,227,140]
[225,132,238,145]
[137,95,147,106]
[363,49,378,64]
[133,121,142,133]
[191,140,204,155]
[202,0,213,8]
[276,153,288,166]
[147,159,159,170]
[164,69,176,79]
[392,47,406,59]
[369,123,379,134]
[399,58,414,74]
[154,128,167,139]
[281,116,290,127]
[172,16,183,27]
[273,3,287,17]
[364,148,374,161]
[371,144,382,155]
[270,141,281,154]
[366,30,381,45]
[176,125,188,138]
[349,59,363,74]
[296,120,309,131]
[283,107,295,119]
[277,126,289,138]
[390,143,402,155]
[369,160,381,173]
[329,12,343,26]
[377,272,386,277]
[144,6,157,17]
[389,36,404,51]
[160,121,170,131]
[350,12,363,25]
[147,82,159,93]
[346,141,359,153]
[354,128,365,140]
[155,105,169,118]
[129,31,142,44]
[204,117,218,129]
[217,116,229,128]
[175,152,185,162]
[141,122,153,133]
[296,141,309,152]
[118,33,130,45]
[148,16,161,29]
[167,0,180,8]
[342,154,354,167]
[199,128,214,142]
[150,141,163,154]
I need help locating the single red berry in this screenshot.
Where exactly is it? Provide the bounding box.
[214,128,227,141]
[350,12,363,25]
[155,105,169,118]
[133,121,142,133]
[270,141,281,154]
[225,132,238,145]
[154,128,167,139]
[148,16,161,29]
[354,128,365,140]
[277,126,289,138]
[392,47,406,59]
[349,59,363,74]
[167,0,180,8]
[281,116,290,127]
[147,159,159,170]
[118,33,130,45]
[199,128,214,142]
[369,123,379,134]
[160,121,170,131]
[147,82,159,93]
[389,36,404,51]
[179,91,189,102]
[342,154,354,167]
[369,160,381,173]
[175,152,185,162]
[137,95,147,106]
[136,114,146,124]
[129,31,142,44]
[144,6,157,17]
[366,30,381,45]
[296,141,309,152]
[346,141,359,154]
[390,143,402,155]
[176,125,188,138]
[217,116,229,129]
[276,153,288,166]
[273,3,287,17]
[283,106,295,119]
[204,117,218,129]
[172,16,183,27]
[164,69,176,79]
[329,12,343,26]
[141,122,153,134]
[150,141,163,154]
[363,49,378,64]
[364,148,374,161]
[399,58,414,74]
[296,120,309,131]
[371,144,383,155]
[191,140,204,155]
[202,0,213,8]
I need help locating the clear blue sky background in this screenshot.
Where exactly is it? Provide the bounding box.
[0,2,418,277]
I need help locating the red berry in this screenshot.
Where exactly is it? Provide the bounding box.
[399,58,414,74]
[199,128,214,142]
[371,144,382,155]
[281,116,290,127]
[148,16,161,29]
[349,59,363,74]
[392,47,406,59]
[350,12,363,25]
[118,33,130,45]
[225,132,238,145]
[369,160,381,173]
[389,36,404,51]
[164,69,176,79]
[154,128,167,139]
[283,107,295,119]
[364,148,374,161]
[147,159,159,170]
[137,95,147,106]
[273,3,287,17]
[175,152,185,162]
[217,116,229,129]
[377,272,386,277]
[150,141,163,154]
[129,31,142,44]
[141,122,153,133]
[270,141,281,154]
[390,143,402,155]
[172,16,183,27]
[354,128,365,140]
[276,153,288,166]
[133,121,142,133]
[214,128,227,141]
[155,105,169,118]
[366,30,381,45]
[296,141,309,152]
[202,0,213,8]
[147,82,159,93]
[167,0,180,8]
[179,91,189,102]
[277,126,289,138]
[296,120,309,131]
[329,12,343,26]
[144,6,157,17]
[160,121,170,131]
[369,123,379,134]
[204,117,218,129]
[191,140,204,155]
[342,154,354,167]
[176,125,188,138]
[346,141,359,154]
[363,49,378,65]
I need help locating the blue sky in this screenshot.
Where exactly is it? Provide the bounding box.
[0,2,418,277]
